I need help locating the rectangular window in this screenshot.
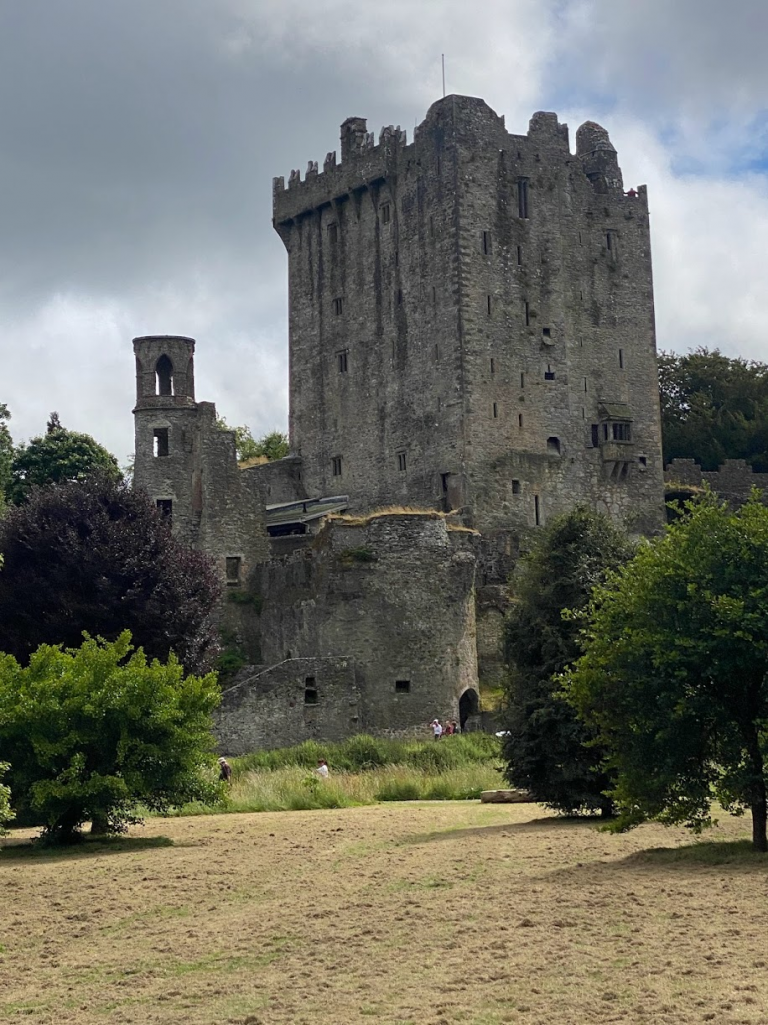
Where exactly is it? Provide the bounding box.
[490,358,495,375]
[397,451,407,472]
[619,348,624,369]
[524,301,530,326]
[156,499,173,524]
[542,327,551,338]
[492,402,498,419]
[332,456,342,476]
[591,424,600,447]
[225,556,242,585]
[153,427,169,458]
[603,423,609,441]
[517,245,522,265]
[397,288,403,305]
[584,377,588,392]
[381,203,391,224]
[486,294,492,315]
[482,230,490,255]
[606,231,612,250]
[534,494,540,526]
[337,349,349,373]
[518,177,529,218]
[333,297,343,316]
[612,422,632,442]
[544,368,555,381]
[518,413,524,429]
[327,223,338,243]
[512,479,521,495]
[395,679,411,694]
[304,677,318,705]
[520,372,525,389]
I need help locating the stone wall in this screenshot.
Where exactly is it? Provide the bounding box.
[274,96,665,537]
[214,512,480,749]
[665,458,768,506]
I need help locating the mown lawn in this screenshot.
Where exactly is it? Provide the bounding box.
[1,801,766,1024]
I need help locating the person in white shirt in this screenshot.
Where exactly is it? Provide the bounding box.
[431,719,443,740]
[315,758,329,778]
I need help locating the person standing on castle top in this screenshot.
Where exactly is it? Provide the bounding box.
[218,757,232,784]
[431,719,443,740]
[315,758,329,778]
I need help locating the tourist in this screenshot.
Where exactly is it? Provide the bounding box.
[443,721,454,736]
[315,758,329,778]
[431,719,443,740]
[218,757,232,783]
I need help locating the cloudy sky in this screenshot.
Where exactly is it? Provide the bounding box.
[1,0,767,461]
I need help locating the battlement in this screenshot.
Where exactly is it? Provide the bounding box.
[665,458,768,506]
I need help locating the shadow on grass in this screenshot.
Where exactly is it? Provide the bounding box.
[0,833,174,863]
[402,813,605,845]
[617,838,767,869]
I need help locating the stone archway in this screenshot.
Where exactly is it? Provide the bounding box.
[459,688,479,731]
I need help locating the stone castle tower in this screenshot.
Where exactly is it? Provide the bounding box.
[273,95,664,534]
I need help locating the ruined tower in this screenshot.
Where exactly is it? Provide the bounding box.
[132,334,268,586]
[273,96,665,534]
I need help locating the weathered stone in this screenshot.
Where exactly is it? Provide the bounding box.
[480,789,532,804]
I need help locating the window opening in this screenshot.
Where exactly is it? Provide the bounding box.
[155,355,174,396]
[490,357,495,374]
[534,494,540,525]
[517,245,522,265]
[612,422,631,442]
[381,203,391,224]
[512,479,521,495]
[544,366,555,381]
[619,348,624,369]
[337,349,349,373]
[225,557,242,585]
[397,289,403,305]
[332,455,342,476]
[397,451,407,472]
[547,437,561,454]
[518,177,530,218]
[591,424,599,447]
[153,427,169,458]
[304,677,318,705]
[542,327,551,338]
[603,423,609,441]
[520,372,525,388]
[518,413,524,428]
[584,377,588,392]
[156,499,173,523]
[327,223,338,243]
[333,297,344,315]
[492,402,498,419]
[487,295,492,315]
[524,301,530,326]
[639,455,648,467]
[395,680,411,694]
[482,230,490,255]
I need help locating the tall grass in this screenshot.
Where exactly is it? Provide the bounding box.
[164,735,503,817]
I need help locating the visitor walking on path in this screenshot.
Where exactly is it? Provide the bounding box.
[431,719,443,740]
[218,757,232,783]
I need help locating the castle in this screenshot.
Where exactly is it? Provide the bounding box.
[133,95,667,752]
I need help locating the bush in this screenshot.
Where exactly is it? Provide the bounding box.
[0,762,14,835]
[0,633,222,843]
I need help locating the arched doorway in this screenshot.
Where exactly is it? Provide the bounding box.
[459,688,479,731]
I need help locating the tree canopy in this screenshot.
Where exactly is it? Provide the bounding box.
[564,493,768,851]
[0,632,221,842]
[216,418,289,464]
[8,412,121,504]
[0,473,221,673]
[503,507,634,814]
[659,348,768,472]
[0,403,13,509]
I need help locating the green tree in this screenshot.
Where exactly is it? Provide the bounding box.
[564,493,768,851]
[216,418,289,464]
[0,473,221,673]
[0,762,14,836]
[0,632,222,843]
[0,402,13,509]
[8,412,121,504]
[660,348,768,472]
[502,508,634,814]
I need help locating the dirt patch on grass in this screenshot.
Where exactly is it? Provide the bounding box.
[1,803,766,1024]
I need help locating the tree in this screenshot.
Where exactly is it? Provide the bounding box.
[0,473,221,673]
[0,762,14,836]
[8,412,121,504]
[502,508,634,814]
[0,633,221,842]
[659,348,768,472]
[216,418,289,464]
[0,403,13,509]
[564,493,768,851]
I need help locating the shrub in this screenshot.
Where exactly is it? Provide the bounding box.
[0,762,14,835]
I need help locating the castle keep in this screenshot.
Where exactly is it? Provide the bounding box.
[133,95,667,750]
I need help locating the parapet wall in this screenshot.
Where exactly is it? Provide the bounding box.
[665,459,768,506]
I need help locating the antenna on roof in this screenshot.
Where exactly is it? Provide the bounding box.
[441,54,446,98]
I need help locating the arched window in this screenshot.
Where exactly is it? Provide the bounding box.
[156,355,174,396]
[547,436,561,455]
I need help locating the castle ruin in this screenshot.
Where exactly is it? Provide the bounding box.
[133,95,668,750]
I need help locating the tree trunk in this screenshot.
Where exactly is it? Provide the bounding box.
[744,723,768,852]
[90,813,111,836]
[751,785,768,853]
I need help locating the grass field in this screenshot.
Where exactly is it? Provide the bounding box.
[1,802,766,1025]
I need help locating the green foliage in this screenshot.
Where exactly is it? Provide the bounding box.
[227,589,263,612]
[659,347,768,472]
[233,732,500,776]
[0,632,222,843]
[338,547,378,565]
[216,418,289,464]
[502,507,634,814]
[564,493,768,851]
[0,402,13,510]
[0,762,14,835]
[8,412,121,504]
